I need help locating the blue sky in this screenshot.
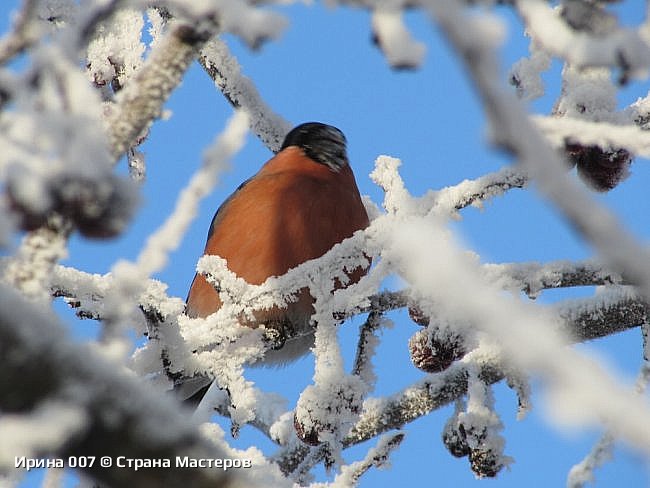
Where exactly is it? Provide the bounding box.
[3,1,650,487]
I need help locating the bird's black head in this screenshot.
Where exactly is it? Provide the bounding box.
[281,122,348,171]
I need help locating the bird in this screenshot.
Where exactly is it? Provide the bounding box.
[182,122,369,392]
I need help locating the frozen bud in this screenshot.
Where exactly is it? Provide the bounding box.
[408,329,466,373]
[294,380,363,447]
[565,142,632,192]
[262,320,286,350]
[52,172,138,238]
[6,167,55,231]
[442,416,470,458]
[293,411,322,446]
[469,447,504,478]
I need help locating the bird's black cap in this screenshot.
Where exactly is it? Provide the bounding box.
[281,122,348,171]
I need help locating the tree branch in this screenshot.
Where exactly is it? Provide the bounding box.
[198,37,291,153]
[106,19,216,159]
[274,291,647,475]
[427,0,650,302]
[0,0,39,66]
[0,284,234,488]
[432,166,528,214]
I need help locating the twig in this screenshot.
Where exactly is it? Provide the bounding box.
[330,432,405,486]
[275,291,647,475]
[198,37,291,153]
[106,20,217,159]
[352,311,383,383]
[0,0,40,66]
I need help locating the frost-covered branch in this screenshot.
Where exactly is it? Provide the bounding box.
[49,256,633,336]
[428,0,650,301]
[106,19,216,159]
[482,259,626,298]
[2,216,71,302]
[0,0,39,65]
[0,285,234,488]
[567,327,650,487]
[432,166,528,214]
[199,37,291,152]
[319,432,405,486]
[275,289,647,475]
[371,8,426,70]
[352,311,384,386]
[514,0,650,74]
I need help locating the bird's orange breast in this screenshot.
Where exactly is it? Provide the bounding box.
[185,146,369,320]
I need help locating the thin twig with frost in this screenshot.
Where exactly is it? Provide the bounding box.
[2,216,71,302]
[106,19,217,159]
[371,8,426,69]
[428,0,650,302]
[567,324,650,488]
[514,0,650,73]
[567,431,616,488]
[275,289,647,475]
[352,311,384,388]
[482,259,625,298]
[0,0,39,65]
[319,432,405,487]
[432,166,528,215]
[199,37,291,152]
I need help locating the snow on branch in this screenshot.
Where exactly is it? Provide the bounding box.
[515,0,650,74]
[533,115,650,158]
[320,432,405,486]
[567,332,650,487]
[275,287,647,476]
[482,259,625,299]
[2,217,71,302]
[0,284,236,488]
[0,0,39,65]
[371,8,426,70]
[427,0,650,303]
[430,165,528,215]
[199,37,291,152]
[106,18,217,159]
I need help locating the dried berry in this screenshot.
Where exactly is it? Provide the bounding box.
[469,447,504,478]
[565,142,632,192]
[408,329,466,373]
[53,173,138,238]
[442,418,470,458]
[6,168,137,238]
